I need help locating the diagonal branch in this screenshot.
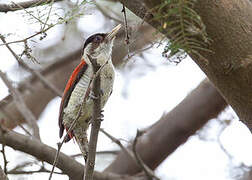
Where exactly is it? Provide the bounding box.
[0,71,40,140]
[100,128,135,161]
[0,34,62,97]
[0,0,63,13]
[0,128,139,180]
[117,0,252,131]
[101,128,159,180]
[0,23,158,130]
[132,130,160,180]
[105,79,227,174]
[0,48,82,129]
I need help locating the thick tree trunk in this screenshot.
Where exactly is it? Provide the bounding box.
[119,0,252,131]
[194,0,252,130]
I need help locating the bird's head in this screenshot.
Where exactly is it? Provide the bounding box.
[82,24,122,63]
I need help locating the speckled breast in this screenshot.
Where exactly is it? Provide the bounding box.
[63,61,115,129]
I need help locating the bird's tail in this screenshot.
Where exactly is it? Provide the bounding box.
[73,128,89,162]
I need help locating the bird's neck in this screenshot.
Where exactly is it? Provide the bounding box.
[82,52,113,67]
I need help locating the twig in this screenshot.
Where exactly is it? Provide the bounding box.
[121,3,130,60]
[8,161,35,172]
[0,0,85,47]
[0,126,8,178]
[83,55,103,180]
[0,127,134,180]
[1,144,8,175]
[11,1,50,27]
[0,165,8,180]
[0,108,30,137]
[0,25,54,47]
[49,57,108,180]
[100,128,135,161]
[101,128,159,179]
[8,159,56,175]
[0,70,40,140]
[20,62,62,96]
[18,124,33,136]
[124,44,155,62]
[49,70,93,179]
[0,34,62,97]
[95,2,123,23]
[41,0,54,32]
[216,119,233,159]
[132,130,160,180]
[49,105,83,180]
[71,150,119,158]
[8,168,64,175]
[0,0,62,13]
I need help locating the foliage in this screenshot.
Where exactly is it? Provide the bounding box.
[153,0,212,63]
[21,0,87,39]
[1,1,87,64]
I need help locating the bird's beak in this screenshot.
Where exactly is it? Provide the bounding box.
[106,24,122,41]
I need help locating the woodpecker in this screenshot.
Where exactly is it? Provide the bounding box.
[58,24,121,161]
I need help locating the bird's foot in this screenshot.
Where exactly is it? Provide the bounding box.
[89,91,98,100]
[89,89,104,100]
[84,152,88,163]
[100,89,104,96]
[97,110,104,121]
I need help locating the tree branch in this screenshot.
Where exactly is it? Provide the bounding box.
[100,128,135,161]
[1,143,8,176]
[0,0,62,13]
[49,59,107,179]
[0,23,158,130]
[105,79,227,174]
[117,0,252,131]
[71,150,119,158]
[0,34,62,97]
[0,71,40,140]
[0,48,82,129]
[0,166,8,180]
[132,130,160,180]
[0,128,139,180]
[8,168,64,175]
[84,55,117,179]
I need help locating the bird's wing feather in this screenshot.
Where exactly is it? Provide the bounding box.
[59,60,88,138]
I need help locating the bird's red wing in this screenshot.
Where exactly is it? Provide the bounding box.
[58,60,88,140]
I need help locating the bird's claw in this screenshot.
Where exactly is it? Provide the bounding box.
[97,110,104,121]
[89,90,104,100]
[89,91,98,100]
[100,89,104,96]
[84,153,88,163]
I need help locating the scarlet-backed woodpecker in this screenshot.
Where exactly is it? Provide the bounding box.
[58,24,121,161]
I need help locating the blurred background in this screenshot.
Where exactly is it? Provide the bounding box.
[0,0,252,179]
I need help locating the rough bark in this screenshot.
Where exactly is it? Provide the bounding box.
[0,0,237,177]
[105,79,227,174]
[118,0,252,131]
[194,0,252,130]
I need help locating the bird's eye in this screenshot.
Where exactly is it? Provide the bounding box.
[93,35,103,43]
